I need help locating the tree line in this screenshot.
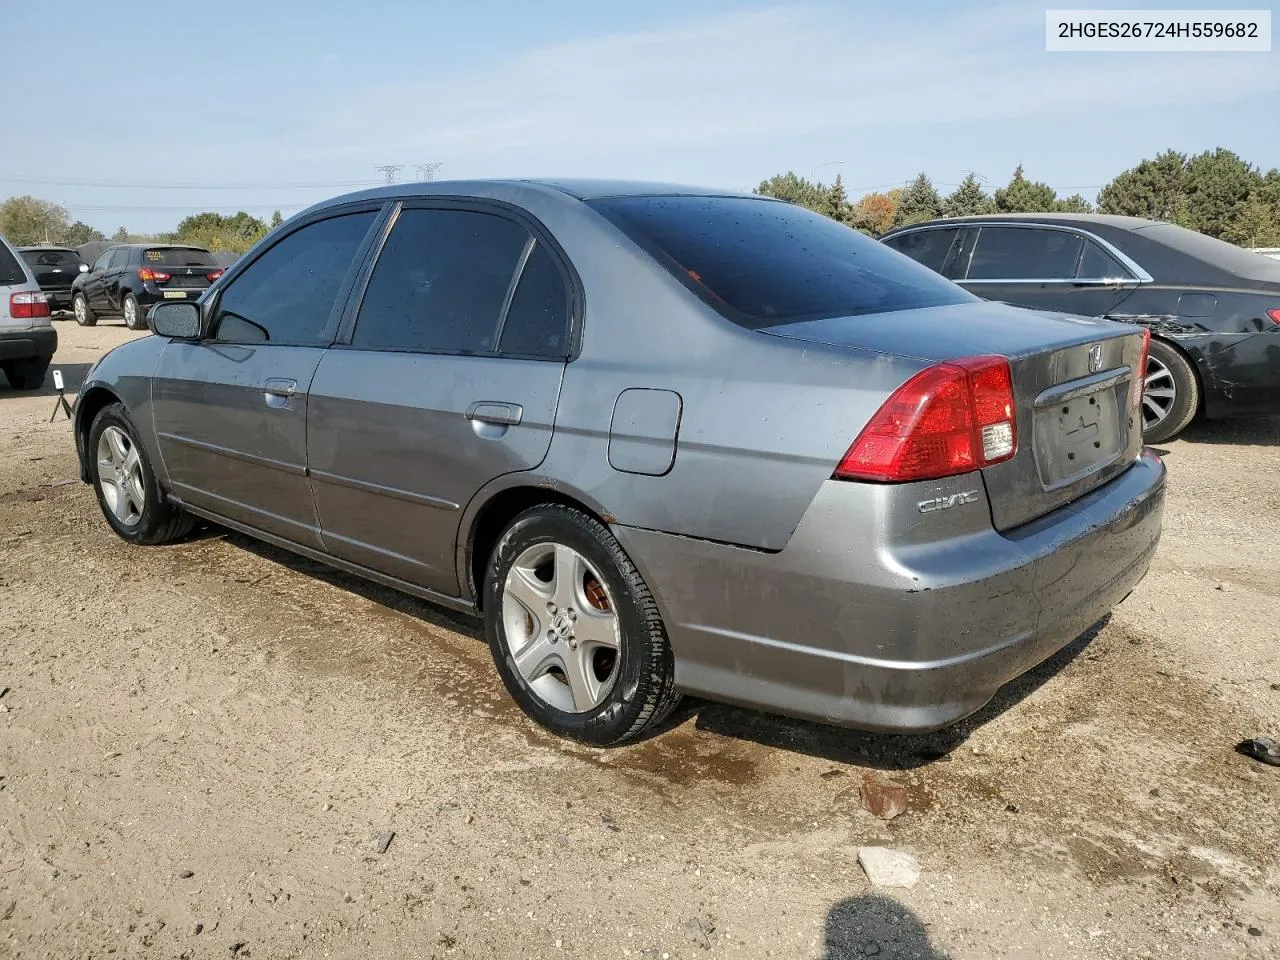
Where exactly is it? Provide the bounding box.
[757,149,1280,246]
[0,196,283,254]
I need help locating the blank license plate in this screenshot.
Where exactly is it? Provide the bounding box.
[162,290,188,299]
[1034,385,1124,488]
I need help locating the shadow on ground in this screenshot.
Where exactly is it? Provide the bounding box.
[215,525,1101,770]
[824,894,951,959]
[1175,415,1279,447]
[0,361,96,399]
[682,618,1102,770]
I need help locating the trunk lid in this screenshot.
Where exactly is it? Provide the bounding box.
[764,300,1146,530]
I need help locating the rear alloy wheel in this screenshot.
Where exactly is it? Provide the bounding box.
[122,294,145,330]
[484,504,681,746]
[1141,338,1199,444]
[73,293,97,327]
[89,403,194,544]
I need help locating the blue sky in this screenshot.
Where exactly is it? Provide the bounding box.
[1,0,1276,234]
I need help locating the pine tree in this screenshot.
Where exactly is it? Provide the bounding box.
[1054,194,1094,214]
[755,172,828,215]
[941,174,995,218]
[994,165,1058,213]
[826,174,850,224]
[1096,150,1187,221]
[1182,148,1262,239]
[893,174,942,227]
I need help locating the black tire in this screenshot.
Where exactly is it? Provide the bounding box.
[88,402,194,545]
[483,504,681,746]
[1142,338,1199,444]
[73,293,97,327]
[1,358,49,391]
[122,294,146,331]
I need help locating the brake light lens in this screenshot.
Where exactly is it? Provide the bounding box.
[8,291,51,319]
[207,269,224,282]
[1132,327,1150,411]
[1266,308,1280,326]
[137,268,170,282]
[834,355,1017,483]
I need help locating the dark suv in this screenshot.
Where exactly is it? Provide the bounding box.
[18,246,86,313]
[71,244,223,330]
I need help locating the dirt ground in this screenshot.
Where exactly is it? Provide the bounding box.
[2,321,1278,960]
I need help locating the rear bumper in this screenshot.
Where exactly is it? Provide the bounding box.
[613,451,1166,733]
[42,289,74,309]
[140,283,207,303]
[0,326,57,363]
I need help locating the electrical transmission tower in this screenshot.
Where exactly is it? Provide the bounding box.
[415,163,443,182]
[375,164,403,185]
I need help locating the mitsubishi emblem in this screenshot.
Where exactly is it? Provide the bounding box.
[1087,343,1103,374]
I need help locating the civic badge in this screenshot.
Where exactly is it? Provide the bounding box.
[1087,343,1103,374]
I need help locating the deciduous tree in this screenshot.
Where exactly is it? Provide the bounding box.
[0,196,71,246]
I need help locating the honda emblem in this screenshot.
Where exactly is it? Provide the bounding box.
[1088,343,1103,374]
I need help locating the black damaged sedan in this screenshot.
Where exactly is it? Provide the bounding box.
[882,214,1280,442]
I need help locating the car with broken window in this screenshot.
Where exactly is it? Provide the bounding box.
[882,213,1280,443]
[72,181,1165,745]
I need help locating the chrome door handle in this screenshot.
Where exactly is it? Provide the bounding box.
[465,401,523,426]
[263,378,298,409]
[263,378,297,397]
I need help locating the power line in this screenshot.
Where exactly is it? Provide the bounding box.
[62,203,309,213]
[414,163,443,182]
[375,164,403,185]
[0,174,382,190]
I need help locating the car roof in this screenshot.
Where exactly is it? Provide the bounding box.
[304,177,761,212]
[18,245,78,253]
[885,212,1159,233]
[112,243,212,249]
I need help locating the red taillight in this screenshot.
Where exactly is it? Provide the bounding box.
[1132,327,1151,410]
[1266,308,1280,326]
[8,291,50,319]
[834,355,1017,483]
[137,268,170,282]
[207,269,224,282]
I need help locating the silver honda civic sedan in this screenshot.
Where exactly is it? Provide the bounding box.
[73,180,1166,745]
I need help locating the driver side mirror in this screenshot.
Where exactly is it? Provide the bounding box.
[148,302,202,339]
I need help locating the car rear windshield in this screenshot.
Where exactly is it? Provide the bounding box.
[587,195,973,328]
[1,243,27,285]
[21,248,81,269]
[143,247,217,267]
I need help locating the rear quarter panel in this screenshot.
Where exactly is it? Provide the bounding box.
[468,190,930,552]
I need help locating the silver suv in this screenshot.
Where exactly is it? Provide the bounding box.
[0,234,56,390]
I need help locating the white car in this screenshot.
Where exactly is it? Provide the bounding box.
[0,234,56,390]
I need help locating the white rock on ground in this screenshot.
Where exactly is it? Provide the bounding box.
[857,847,921,889]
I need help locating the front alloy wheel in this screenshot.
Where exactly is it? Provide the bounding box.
[88,402,194,544]
[96,425,146,526]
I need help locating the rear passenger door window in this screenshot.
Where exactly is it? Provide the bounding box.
[351,207,570,358]
[883,228,961,275]
[214,211,377,344]
[966,227,1083,280]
